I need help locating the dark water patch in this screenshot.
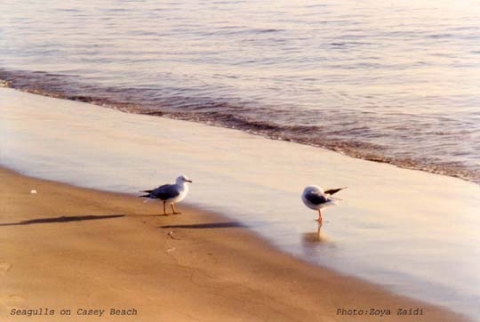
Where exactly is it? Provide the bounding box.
[1,68,479,184]
[254,28,283,34]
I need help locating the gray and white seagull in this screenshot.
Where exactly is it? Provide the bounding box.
[141,175,192,215]
[302,185,346,223]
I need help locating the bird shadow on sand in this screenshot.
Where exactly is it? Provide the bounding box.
[160,222,244,229]
[128,213,169,217]
[0,214,125,226]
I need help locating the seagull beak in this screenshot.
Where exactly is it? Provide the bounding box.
[186,179,193,183]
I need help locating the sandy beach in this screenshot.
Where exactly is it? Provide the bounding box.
[0,167,469,322]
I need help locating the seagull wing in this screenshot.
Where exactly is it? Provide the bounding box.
[141,184,180,200]
[304,190,328,206]
[324,187,346,196]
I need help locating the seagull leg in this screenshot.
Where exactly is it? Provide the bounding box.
[317,209,323,224]
[163,201,168,216]
[171,203,181,215]
[317,221,322,239]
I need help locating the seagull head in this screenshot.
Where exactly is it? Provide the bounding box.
[176,175,193,185]
[303,185,324,195]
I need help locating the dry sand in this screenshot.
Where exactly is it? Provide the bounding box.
[0,167,469,322]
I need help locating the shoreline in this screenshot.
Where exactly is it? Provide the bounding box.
[0,166,470,322]
[0,81,478,186]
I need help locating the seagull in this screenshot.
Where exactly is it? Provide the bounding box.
[141,175,192,215]
[302,185,346,223]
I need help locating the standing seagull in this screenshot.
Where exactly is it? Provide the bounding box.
[302,185,346,223]
[141,175,192,215]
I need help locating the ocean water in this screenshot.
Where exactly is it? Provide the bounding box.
[1,0,480,183]
[2,88,480,320]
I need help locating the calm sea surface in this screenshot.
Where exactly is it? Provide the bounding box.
[1,0,480,183]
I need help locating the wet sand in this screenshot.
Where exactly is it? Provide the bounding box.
[0,167,469,322]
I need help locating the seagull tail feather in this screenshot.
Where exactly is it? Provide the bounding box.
[328,197,343,205]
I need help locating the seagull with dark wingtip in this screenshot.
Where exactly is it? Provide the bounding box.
[141,175,192,215]
[302,185,346,223]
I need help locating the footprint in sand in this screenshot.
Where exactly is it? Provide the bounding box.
[0,262,11,276]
